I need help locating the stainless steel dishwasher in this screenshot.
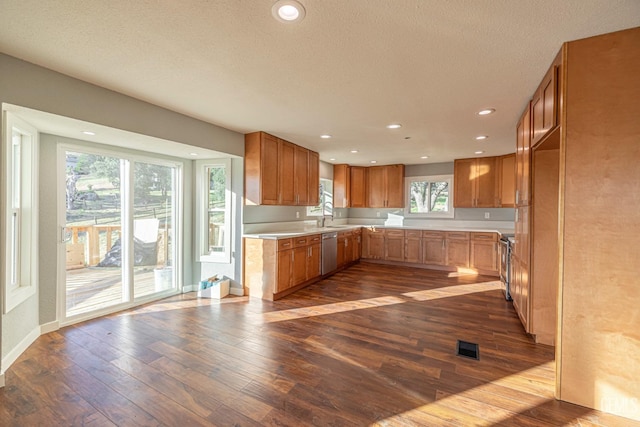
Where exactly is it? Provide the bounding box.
[321,232,338,275]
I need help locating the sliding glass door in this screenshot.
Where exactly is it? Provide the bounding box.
[61,147,180,321]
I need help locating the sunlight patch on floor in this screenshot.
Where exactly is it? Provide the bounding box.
[403,281,501,301]
[379,361,561,426]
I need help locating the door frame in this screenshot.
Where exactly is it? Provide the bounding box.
[57,142,184,326]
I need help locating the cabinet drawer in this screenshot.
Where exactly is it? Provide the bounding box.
[277,238,294,251]
[338,230,353,238]
[293,236,309,248]
[472,232,498,242]
[446,232,470,240]
[351,227,362,235]
[405,230,422,238]
[422,230,445,238]
[307,234,321,244]
[385,229,405,238]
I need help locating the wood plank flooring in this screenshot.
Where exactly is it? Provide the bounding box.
[2,262,638,426]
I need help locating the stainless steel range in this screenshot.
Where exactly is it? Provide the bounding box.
[499,235,514,301]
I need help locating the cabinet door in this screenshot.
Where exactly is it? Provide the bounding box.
[363,229,385,259]
[350,166,367,208]
[446,232,470,268]
[404,231,422,263]
[422,234,446,265]
[307,243,321,280]
[453,158,476,208]
[343,232,353,264]
[385,165,405,208]
[511,256,529,331]
[514,206,530,265]
[532,64,557,145]
[292,246,308,286]
[516,105,531,206]
[294,146,309,205]
[308,151,320,206]
[333,164,350,208]
[350,233,361,262]
[367,166,386,208]
[244,132,279,205]
[278,140,296,205]
[498,154,516,207]
[385,229,405,261]
[475,157,498,208]
[470,233,498,273]
[276,249,293,292]
[337,235,347,267]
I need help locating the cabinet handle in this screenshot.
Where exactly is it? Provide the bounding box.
[515,190,520,204]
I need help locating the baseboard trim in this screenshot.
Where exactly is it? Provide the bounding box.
[0,372,5,388]
[183,284,197,293]
[1,326,40,383]
[40,320,60,335]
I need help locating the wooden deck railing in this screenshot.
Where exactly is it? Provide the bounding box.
[66,225,168,270]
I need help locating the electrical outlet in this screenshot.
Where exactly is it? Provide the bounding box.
[376,211,381,218]
[296,211,300,219]
[338,211,342,217]
[484,212,490,219]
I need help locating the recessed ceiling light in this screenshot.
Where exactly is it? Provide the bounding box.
[477,108,495,116]
[350,150,358,153]
[386,124,402,129]
[272,0,306,23]
[475,150,485,154]
[475,135,488,140]
[189,153,198,156]
[420,156,429,159]
[320,134,332,139]
[82,131,96,136]
[329,158,336,161]
[370,160,377,164]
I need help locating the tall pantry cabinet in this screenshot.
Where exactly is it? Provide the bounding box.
[519,27,640,422]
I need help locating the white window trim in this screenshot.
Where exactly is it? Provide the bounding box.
[196,158,232,263]
[404,174,455,219]
[3,112,39,314]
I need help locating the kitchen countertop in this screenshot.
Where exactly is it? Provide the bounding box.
[244,224,514,240]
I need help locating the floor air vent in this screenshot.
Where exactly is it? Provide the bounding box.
[456,340,479,360]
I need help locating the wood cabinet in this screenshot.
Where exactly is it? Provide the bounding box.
[531,61,559,146]
[384,229,405,262]
[497,154,516,207]
[511,255,529,331]
[362,227,385,259]
[244,234,322,301]
[350,228,362,262]
[404,230,422,263]
[422,231,446,266]
[445,232,470,268]
[350,166,367,208]
[244,132,279,205]
[245,131,319,206]
[337,230,352,268]
[308,151,320,206]
[333,164,350,208]
[367,165,405,208]
[453,157,499,208]
[470,232,498,274]
[515,105,531,207]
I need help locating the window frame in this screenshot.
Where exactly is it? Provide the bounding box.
[404,174,455,218]
[3,112,39,314]
[196,158,232,263]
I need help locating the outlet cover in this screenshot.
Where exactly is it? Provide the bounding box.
[296,211,300,219]
[484,212,490,219]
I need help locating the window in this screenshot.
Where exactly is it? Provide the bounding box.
[405,175,454,218]
[306,178,332,217]
[3,113,38,313]
[197,159,232,263]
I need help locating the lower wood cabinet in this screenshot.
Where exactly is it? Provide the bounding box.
[470,232,499,274]
[362,228,499,276]
[384,229,405,261]
[244,234,322,301]
[511,254,529,331]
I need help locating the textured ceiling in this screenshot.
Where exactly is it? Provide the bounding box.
[1,0,639,165]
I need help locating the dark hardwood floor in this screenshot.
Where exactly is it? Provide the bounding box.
[1,262,637,426]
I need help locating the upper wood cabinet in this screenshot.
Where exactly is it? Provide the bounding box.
[453,157,499,208]
[516,104,531,206]
[333,164,351,208]
[531,59,559,146]
[497,154,516,208]
[244,131,319,206]
[334,163,399,208]
[367,164,405,208]
[350,166,367,208]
